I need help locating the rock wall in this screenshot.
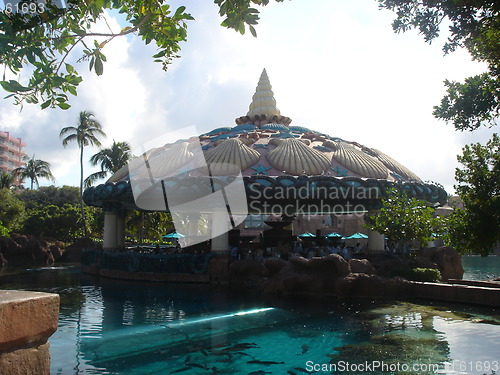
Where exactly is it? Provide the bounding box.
[0,235,66,266]
[414,247,464,280]
[228,246,464,299]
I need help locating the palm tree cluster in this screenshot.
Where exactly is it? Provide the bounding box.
[85,140,132,188]
[0,110,134,239]
[59,110,133,236]
[12,156,55,189]
[60,110,106,236]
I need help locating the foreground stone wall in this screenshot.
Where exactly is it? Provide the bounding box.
[0,291,59,375]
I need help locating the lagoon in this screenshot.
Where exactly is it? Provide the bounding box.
[0,258,499,375]
[462,255,500,281]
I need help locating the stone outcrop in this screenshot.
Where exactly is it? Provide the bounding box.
[335,273,414,299]
[63,237,96,263]
[414,247,464,280]
[369,255,406,277]
[262,254,350,296]
[229,259,265,288]
[0,252,6,267]
[348,258,376,275]
[0,235,66,266]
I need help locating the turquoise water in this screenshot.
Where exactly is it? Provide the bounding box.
[1,266,500,375]
[462,255,500,281]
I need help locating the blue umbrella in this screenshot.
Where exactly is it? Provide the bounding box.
[162,231,185,239]
[342,232,368,240]
[298,232,316,238]
[326,232,343,238]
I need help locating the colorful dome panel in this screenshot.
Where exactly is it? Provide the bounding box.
[369,148,422,182]
[204,138,260,176]
[331,142,388,179]
[267,138,331,175]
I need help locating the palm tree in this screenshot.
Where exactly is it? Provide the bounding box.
[60,110,106,237]
[0,171,17,189]
[13,155,55,189]
[84,140,132,188]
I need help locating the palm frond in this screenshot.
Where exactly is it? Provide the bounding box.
[84,170,109,188]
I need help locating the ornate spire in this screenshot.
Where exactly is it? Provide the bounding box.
[235,68,292,127]
[247,69,280,118]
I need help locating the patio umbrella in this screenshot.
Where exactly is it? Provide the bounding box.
[342,232,368,240]
[162,231,185,239]
[326,232,343,238]
[298,232,316,238]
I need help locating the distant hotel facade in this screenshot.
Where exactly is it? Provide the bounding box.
[0,131,27,175]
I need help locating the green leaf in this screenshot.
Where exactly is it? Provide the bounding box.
[1,80,31,93]
[57,102,71,110]
[174,6,186,18]
[41,100,52,109]
[249,25,257,37]
[68,86,78,96]
[94,57,104,76]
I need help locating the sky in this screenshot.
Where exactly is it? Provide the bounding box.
[0,0,496,193]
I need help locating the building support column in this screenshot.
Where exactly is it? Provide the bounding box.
[116,212,126,249]
[103,211,118,250]
[103,204,123,251]
[368,229,385,252]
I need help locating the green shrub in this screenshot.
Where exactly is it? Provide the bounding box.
[0,223,10,237]
[391,267,442,282]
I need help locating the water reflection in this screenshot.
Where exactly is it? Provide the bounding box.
[1,267,500,375]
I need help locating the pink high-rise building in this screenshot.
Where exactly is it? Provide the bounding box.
[0,131,27,175]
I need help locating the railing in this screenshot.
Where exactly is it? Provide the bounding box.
[81,249,213,274]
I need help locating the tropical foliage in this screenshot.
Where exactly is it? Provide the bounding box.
[126,211,174,243]
[365,187,439,249]
[85,140,132,188]
[13,155,55,189]
[378,0,499,131]
[0,171,17,189]
[443,134,500,255]
[0,188,25,233]
[14,185,102,239]
[22,204,82,240]
[18,185,80,209]
[0,0,283,109]
[60,110,106,236]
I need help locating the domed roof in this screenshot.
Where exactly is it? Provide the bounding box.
[110,69,421,182]
[85,69,447,211]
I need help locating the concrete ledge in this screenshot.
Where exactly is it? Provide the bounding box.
[0,290,59,352]
[413,282,500,307]
[82,266,210,283]
[446,279,500,288]
[0,341,50,375]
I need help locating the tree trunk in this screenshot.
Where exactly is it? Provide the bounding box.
[139,212,144,245]
[79,145,88,237]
